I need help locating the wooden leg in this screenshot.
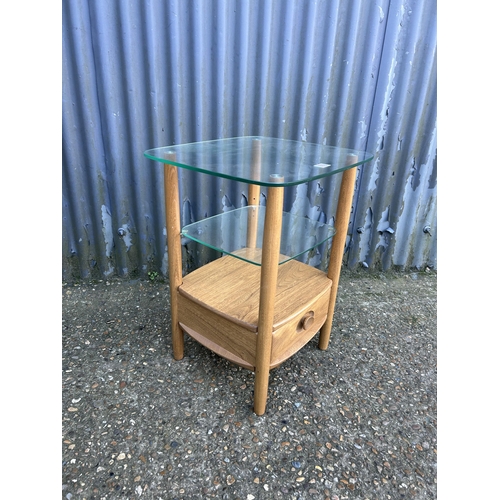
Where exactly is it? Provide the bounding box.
[164,154,184,360]
[254,176,284,415]
[318,155,358,350]
[246,139,261,248]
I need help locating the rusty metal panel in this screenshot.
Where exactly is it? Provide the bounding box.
[62,0,436,281]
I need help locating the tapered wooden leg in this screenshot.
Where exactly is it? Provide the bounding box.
[318,155,358,350]
[164,154,184,360]
[254,176,284,415]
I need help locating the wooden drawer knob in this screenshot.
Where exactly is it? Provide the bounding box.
[299,311,315,330]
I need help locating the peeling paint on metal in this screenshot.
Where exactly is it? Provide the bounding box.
[358,120,367,140]
[222,195,235,213]
[101,205,114,258]
[378,6,385,23]
[118,224,133,251]
[376,206,391,233]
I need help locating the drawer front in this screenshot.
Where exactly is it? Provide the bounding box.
[269,288,331,368]
[178,291,257,367]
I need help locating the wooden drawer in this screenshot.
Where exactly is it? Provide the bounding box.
[177,254,332,371]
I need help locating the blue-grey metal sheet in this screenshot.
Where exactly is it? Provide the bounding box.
[62,0,437,280]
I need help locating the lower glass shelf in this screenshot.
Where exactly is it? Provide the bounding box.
[181,206,335,266]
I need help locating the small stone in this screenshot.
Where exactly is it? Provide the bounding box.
[296,476,305,482]
[117,453,126,460]
[134,476,141,482]
[68,407,78,412]
[226,475,235,485]
[119,381,127,389]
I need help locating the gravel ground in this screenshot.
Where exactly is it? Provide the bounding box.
[62,268,437,500]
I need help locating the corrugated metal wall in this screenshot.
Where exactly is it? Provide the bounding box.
[62,0,437,281]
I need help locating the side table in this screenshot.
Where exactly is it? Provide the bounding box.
[144,137,373,414]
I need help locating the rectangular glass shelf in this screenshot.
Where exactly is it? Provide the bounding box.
[181,206,335,266]
[145,136,373,187]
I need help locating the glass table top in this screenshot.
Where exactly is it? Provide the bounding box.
[181,206,335,266]
[144,136,373,187]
